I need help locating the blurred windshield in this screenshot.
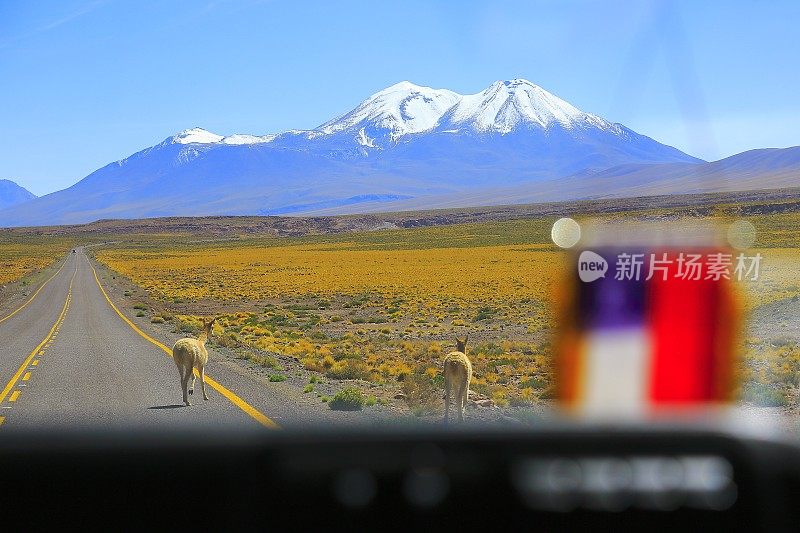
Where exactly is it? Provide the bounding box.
[0,1,797,437]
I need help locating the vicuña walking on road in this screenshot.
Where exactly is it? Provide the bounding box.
[443,336,472,423]
[173,317,217,406]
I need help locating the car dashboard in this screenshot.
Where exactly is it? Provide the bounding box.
[1,423,798,531]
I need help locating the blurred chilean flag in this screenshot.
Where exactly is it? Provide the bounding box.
[556,247,740,417]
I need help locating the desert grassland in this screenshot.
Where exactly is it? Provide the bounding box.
[97,219,562,407]
[0,237,74,286]
[94,209,800,410]
[736,247,800,407]
[739,210,800,305]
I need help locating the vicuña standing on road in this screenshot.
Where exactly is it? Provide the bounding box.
[173,317,217,406]
[443,336,472,423]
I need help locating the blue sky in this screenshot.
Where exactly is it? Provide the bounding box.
[1,0,798,196]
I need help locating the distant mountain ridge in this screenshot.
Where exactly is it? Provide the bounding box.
[4,78,791,228]
[0,179,36,210]
[292,146,800,215]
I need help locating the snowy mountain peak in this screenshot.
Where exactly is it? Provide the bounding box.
[446,79,590,133]
[375,80,430,94]
[318,81,461,141]
[171,128,224,144]
[159,79,621,151]
[316,79,618,142]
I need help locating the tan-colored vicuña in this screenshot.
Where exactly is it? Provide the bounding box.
[172,317,216,406]
[443,336,471,423]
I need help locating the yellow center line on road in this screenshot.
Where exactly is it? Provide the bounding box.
[88,257,279,429]
[0,264,77,406]
[0,256,68,326]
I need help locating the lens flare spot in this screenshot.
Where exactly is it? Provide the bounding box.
[551,218,581,249]
[727,220,757,250]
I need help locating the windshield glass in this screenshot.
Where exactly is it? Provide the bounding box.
[0,1,797,437]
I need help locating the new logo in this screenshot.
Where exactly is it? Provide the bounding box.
[578,250,608,282]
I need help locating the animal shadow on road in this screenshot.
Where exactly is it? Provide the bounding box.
[147,404,186,410]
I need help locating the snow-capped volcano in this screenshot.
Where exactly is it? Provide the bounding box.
[167,79,623,147]
[0,79,708,227]
[318,81,461,143]
[441,79,613,134]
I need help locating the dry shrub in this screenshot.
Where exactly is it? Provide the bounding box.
[402,369,440,416]
[301,357,324,373]
[325,359,369,380]
[215,332,240,348]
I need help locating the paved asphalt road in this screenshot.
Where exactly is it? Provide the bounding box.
[0,248,353,432]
